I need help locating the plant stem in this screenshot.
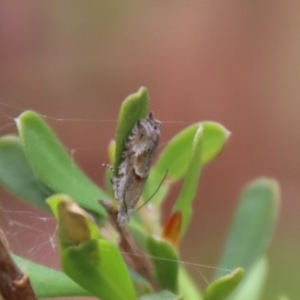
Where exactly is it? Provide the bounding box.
[0,230,37,300]
[100,200,158,291]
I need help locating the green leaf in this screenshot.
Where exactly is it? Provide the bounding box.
[178,267,202,300]
[230,258,268,300]
[129,269,153,296]
[104,140,115,197]
[47,195,136,300]
[16,110,108,218]
[139,290,184,300]
[203,268,244,300]
[128,218,148,249]
[0,136,52,211]
[12,254,91,298]
[62,239,136,300]
[216,178,280,278]
[153,122,229,181]
[277,296,290,300]
[147,236,179,293]
[144,122,229,203]
[172,125,203,236]
[114,87,149,174]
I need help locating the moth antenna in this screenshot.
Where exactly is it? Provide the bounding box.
[136,169,169,211]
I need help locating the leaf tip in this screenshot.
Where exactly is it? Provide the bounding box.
[16,110,42,134]
[230,267,244,279]
[225,128,232,138]
[137,86,149,97]
[17,110,37,121]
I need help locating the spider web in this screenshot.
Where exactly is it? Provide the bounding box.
[0,100,232,300]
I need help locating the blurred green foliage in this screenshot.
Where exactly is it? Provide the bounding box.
[0,88,282,299]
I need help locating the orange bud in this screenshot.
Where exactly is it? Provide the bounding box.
[162,211,182,247]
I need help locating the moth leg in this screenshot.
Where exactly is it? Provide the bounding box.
[102,164,114,173]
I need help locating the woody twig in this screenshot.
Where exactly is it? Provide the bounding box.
[0,230,37,300]
[100,200,158,291]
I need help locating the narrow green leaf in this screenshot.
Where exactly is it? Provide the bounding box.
[216,178,280,278]
[105,166,114,198]
[16,111,108,218]
[114,87,149,174]
[12,254,91,298]
[203,268,244,300]
[230,258,268,300]
[129,269,153,296]
[153,122,229,181]
[172,125,203,236]
[104,140,115,197]
[47,195,136,300]
[139,290,184,300]
[142,173,170,205]
[178,267,202,300]
[147,236,179,293]
[128,218,148,249]
[277,296,290,300]
[0,136,52,211]
[144,122,229,203]
[62,239,136,300]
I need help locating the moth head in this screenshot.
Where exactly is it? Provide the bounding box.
[147,112,161,135]
[135,112,160,140]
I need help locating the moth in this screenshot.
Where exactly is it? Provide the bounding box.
[113,112,161,227]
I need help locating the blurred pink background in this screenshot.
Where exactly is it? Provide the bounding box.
[1,1,299,299]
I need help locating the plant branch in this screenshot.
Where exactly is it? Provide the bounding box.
[100,200,158,291]
[0,230,37,300]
